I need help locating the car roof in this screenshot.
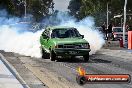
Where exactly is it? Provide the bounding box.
[47,26,75,30]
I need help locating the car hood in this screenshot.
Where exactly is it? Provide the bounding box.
[52,38,88,45]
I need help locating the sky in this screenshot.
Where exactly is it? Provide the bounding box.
[53,0,70,11]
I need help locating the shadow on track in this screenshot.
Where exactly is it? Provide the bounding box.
[56,55,112,64]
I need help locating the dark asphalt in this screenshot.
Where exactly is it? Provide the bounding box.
[0,49,132,88]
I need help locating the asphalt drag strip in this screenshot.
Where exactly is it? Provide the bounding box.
[0,49,132,88]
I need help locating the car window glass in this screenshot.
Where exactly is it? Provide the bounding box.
[51,28,81,38]
[113,28,123,32]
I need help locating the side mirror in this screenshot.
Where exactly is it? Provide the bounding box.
[81,35,84,38]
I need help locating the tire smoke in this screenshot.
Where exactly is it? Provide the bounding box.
[0,10,105,58]
[59,16,105,55]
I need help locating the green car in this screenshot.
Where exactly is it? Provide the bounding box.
[40,26,91,61]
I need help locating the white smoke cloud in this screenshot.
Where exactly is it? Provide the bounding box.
[0,10,42,58]
[59,16,105,54]
[0,10,104,58]
[0,25,42,58]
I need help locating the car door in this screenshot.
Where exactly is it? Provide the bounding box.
[40,29,50,50]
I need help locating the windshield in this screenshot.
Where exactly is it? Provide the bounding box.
[113,28,123,32]
[51,28,81,38]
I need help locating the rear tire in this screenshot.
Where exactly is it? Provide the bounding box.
[83,53,89,62]
[50,51,56,61]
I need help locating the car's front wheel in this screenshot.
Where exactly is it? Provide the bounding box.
[50,51,56,61]
[41,48,49,59]
[83,53,89,62]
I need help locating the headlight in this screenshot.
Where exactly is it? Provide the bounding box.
[81,43,90,48]
[55,45,63,48]
[55,45,58,48]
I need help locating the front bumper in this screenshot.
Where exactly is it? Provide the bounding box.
[54,48,91,56]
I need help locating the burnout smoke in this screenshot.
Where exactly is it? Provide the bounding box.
[58,12,105,54]
[0,10,42,58]
[0,10,104,58]
[0,25,42,58]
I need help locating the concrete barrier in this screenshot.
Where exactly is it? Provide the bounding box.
[0,53,30,88]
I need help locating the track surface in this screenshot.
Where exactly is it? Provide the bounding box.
[0,49,132,88]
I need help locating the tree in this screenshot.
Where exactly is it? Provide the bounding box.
[0,0,54,21]
[68,0,82,20]
[68,0,132,26]
[0,0,15,15]
[79,0,102,19]
[27,0,54,21]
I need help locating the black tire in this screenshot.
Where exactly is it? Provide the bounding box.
[83,53,89,62]
[50,51,56,61]
[76,76,87,85]
[41,48,49,59]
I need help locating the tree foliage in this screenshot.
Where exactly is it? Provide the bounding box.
[0,0,15,15]
[68,0,132,25]
[0,0,54,21]
[68,0,81,19]
[27,0,54,21]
